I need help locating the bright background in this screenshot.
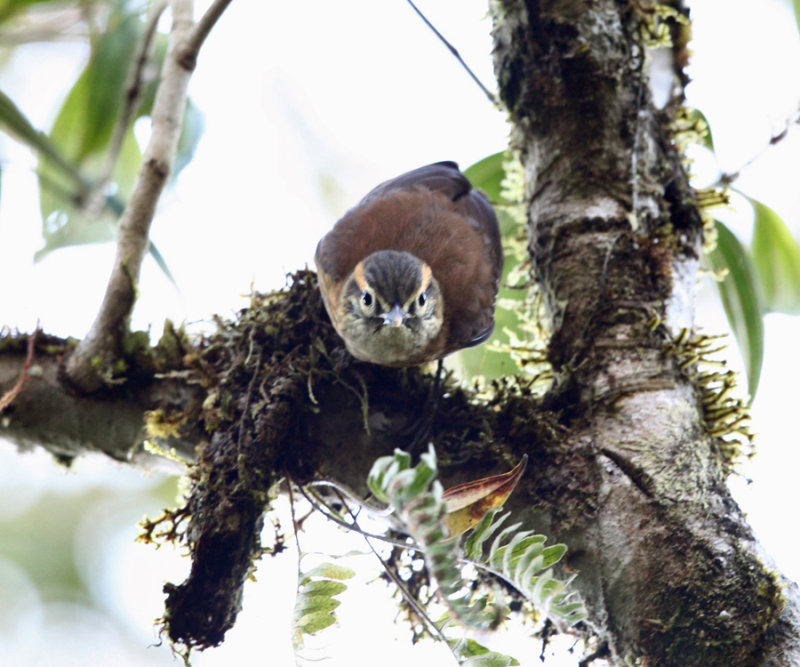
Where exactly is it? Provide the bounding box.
[1,0,799,665]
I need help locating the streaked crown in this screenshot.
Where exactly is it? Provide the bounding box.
[336,250,443,366]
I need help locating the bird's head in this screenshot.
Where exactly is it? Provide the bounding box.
[336,249,444,366]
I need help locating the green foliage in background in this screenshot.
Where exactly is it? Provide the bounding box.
[0,0,203,280]
[465,135,800,400]
[459,151,529,380]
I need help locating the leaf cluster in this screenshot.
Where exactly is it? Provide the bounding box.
[367,446,586,659]
[0,0,202,276]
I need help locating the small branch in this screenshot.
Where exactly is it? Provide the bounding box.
[306,478,393,516]
[0,324,40,413]
[87,1,169,217]
[181,0,234,67]
[297,484,411,550]
[64,0,233,394]
[334,489,455,654]
[405,0,496,105]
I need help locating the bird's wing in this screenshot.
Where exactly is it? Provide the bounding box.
[363,161,503,281]
[360,161,467,202]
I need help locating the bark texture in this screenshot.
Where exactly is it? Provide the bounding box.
[0,332,201,464]
[490,0,800,664]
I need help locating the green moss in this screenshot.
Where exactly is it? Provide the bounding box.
[144,408,185,440]
[662,330,754,471]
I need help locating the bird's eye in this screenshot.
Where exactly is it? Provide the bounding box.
[418,292,427,308]
[361,290,373,308]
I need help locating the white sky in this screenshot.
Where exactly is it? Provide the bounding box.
[1,0,799,665]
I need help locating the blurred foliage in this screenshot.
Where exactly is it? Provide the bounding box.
[794,0,800,39]
[458,152,527,380]
[0,0,202,278]
[750,198,800,315]
[0,454,179,610]
[464,135,800,401]
[707,221,765,399]
[691,112,800,398]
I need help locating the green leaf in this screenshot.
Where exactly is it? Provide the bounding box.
[794,0,800,39]
[453,634,520,665]
[707,221,765,398]
[297,579,347,598]
[293,595,341,617]
[77,11,142,160]
[0,89,87,191]
[36,8,142,257]
[294,611,337,634]
[541,543,567,568]
[368,448,413,502]
[453,637,490,657]
[0,0,60,23]
[392,455,437,506]
[685,107,714,151]
[464,509,508,561]
[35,126,143,261]
[462,655,519,667]
[464,151,506,202]
[750,199,800,315]
[174,98,205,177]
[460,151,527,379]
[303,563,355,581]
[147,240,178,287]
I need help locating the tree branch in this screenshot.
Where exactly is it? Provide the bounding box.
[0,324,39,413]
[88,0,169,218]
[63,0,233,394]
[0,332,202,464]
[181,0,235,68]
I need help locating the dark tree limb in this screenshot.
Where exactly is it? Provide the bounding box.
[0,330,203,464]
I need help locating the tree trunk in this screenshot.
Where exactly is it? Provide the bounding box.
[490,0,800,664]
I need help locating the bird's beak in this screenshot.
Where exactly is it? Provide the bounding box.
[382,303,407,327]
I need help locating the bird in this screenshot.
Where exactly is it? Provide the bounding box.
[315,161,503,367]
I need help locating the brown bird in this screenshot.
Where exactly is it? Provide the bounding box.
[315,161,503,367]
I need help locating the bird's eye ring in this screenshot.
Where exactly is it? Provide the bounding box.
[362,290,373,308]
[418,292,427,308]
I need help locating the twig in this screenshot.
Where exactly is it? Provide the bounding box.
[288,482,304,570]
[88,1,169,217]
[297,484,411,550]
[333,488,456,655]
[0,324,40,413]
[405,0,496,105]
[181,0,235,67]
[306,478,394,516]
[64,0,234,393]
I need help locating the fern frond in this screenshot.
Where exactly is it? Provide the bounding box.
[450,637,521,666]
[466,508,585,624]
[367,447,587,631]
[292,559,355,650]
